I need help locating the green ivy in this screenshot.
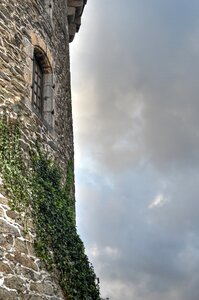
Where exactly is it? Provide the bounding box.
[0,112,100,300]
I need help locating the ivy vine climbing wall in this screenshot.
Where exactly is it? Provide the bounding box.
[0,112,100,299]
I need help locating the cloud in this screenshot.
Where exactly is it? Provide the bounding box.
[148,193,168,209]
[72,0,199,172]
[71,1,199,299]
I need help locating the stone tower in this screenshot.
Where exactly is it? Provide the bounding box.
[0,1,100,299]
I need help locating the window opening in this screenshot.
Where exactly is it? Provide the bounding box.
[32,57,43,116]
[31,47,54,129]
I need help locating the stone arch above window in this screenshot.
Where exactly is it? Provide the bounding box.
[34,46,52,74]
[32,46,54,129]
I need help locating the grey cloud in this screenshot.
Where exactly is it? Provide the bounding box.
[71,0,199,299]
[76,166,199,299]
[72,0,199,171]
[76,172,199,300]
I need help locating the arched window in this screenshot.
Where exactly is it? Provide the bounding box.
[32,46,54,129]
[32,55,43,115]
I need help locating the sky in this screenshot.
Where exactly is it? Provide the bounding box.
[70,1,199,299]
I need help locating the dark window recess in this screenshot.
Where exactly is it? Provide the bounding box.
[31,46,54,129]
[32,58,43,116]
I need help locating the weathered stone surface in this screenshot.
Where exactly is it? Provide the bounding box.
[68,0,83,8]
[15,238,28,254]
[6,252,38,271]
[0,0,86,298]
[0,195,8,206]
[0,234,13,250]
[4,276,26,292]
[17,266,41,282]
[0,207,4,217]
[6,209,18,220]
[23,296,49,300]
[0,288,17,300]
[30,282,54,295]
[0,261,12,274]
[27,241,35,256]
[68,0,87,42]
[0,218,20,236]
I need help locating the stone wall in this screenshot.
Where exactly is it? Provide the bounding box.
[0,0,74,168]
[0,177,65,300]
[0,0,86,298]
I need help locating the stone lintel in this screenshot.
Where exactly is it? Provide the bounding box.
[67,6,76,16]
[68,0,83,8]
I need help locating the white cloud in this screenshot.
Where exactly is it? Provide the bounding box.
[149,193,168,209]
[105,246,120,257]
[87,244,100,258]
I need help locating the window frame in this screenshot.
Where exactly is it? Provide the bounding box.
[31,46,54,130]
[32,55,44,118]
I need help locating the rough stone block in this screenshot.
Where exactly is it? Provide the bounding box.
[4,276,26,292]
[0,218,20,237]
[30,282,54,295]
[0,261,12,274]
[6,209,19,221]
[0,207,4,217]
[17,266,41,282]
[0,288,17,300]
[0,234,13,250]
[6,252,38,271]
[68,0,83,8]
[67,6,76,16]
[23,296,49,300]
[15,238,28,254]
